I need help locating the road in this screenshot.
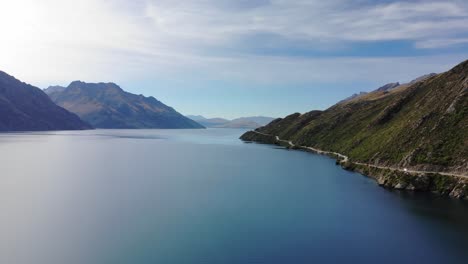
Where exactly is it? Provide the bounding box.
[248,131,467,179]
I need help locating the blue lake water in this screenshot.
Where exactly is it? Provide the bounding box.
[0,128,467,264]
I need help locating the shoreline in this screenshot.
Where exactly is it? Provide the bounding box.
[240,130,468,200]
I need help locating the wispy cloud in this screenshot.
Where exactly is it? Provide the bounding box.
[415,38,468,49]
[0,0,466,86]
[143,0,468,45]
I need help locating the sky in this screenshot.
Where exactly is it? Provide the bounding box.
[0,0,467,119]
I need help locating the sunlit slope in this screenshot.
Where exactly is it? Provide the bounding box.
[242,60,468,174]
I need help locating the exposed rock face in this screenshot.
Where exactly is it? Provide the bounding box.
[46,81,204,129]
[241,59,468,199]
[0,71,92,131]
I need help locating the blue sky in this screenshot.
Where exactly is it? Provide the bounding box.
[0,0,467,118]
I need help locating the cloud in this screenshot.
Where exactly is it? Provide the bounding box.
[415,38,468,49]
[143,0,468,44]
[0,0,467,87]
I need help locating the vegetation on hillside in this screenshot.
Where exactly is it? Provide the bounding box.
[242,60,468,174]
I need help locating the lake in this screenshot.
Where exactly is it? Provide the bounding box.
[0,128,467,264]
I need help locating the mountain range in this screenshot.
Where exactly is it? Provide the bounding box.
[241,60,467,198]
[338,74,436,105]
[45,82,204,129]
[187,115,275,129]
[0,71,91,131]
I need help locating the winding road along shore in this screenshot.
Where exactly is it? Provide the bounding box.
[249,131,468,179]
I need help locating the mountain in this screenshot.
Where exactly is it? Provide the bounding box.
[337,91,368,104]
[186,115,230,127]
[338,74,438,106]
[241,60,468,198]
[409,73,437,84]
[375,82,400,92]
[44,85,66,94]
[0,71,92,131]
[45,81,204,129]
[232,116,276,125]
[187,115,275,129]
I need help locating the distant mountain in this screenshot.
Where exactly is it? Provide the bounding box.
[337,91,368,104]
[338,74,439,106]
[408,73,437,84]
[186,115,230,127]
[187,115,275,129]
[241,59,467,198]
[44,85,66,94]
[375,82,400,92]
[45,81,204,129]
[233,116,276,125]
[0,71,92,131]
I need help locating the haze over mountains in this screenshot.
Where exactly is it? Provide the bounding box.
[187,115,275,129]
[45,82,204,129]
[0,71,91,131]
[0,68,275,131]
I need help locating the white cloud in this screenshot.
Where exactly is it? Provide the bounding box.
[0,0,467,87]
[143,0,468,43]
[415,38,468,49]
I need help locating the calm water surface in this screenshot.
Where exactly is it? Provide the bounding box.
[0,129,467,264]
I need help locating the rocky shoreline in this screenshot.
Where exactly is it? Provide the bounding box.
[341,162,468,199]
[240,131,468,200]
